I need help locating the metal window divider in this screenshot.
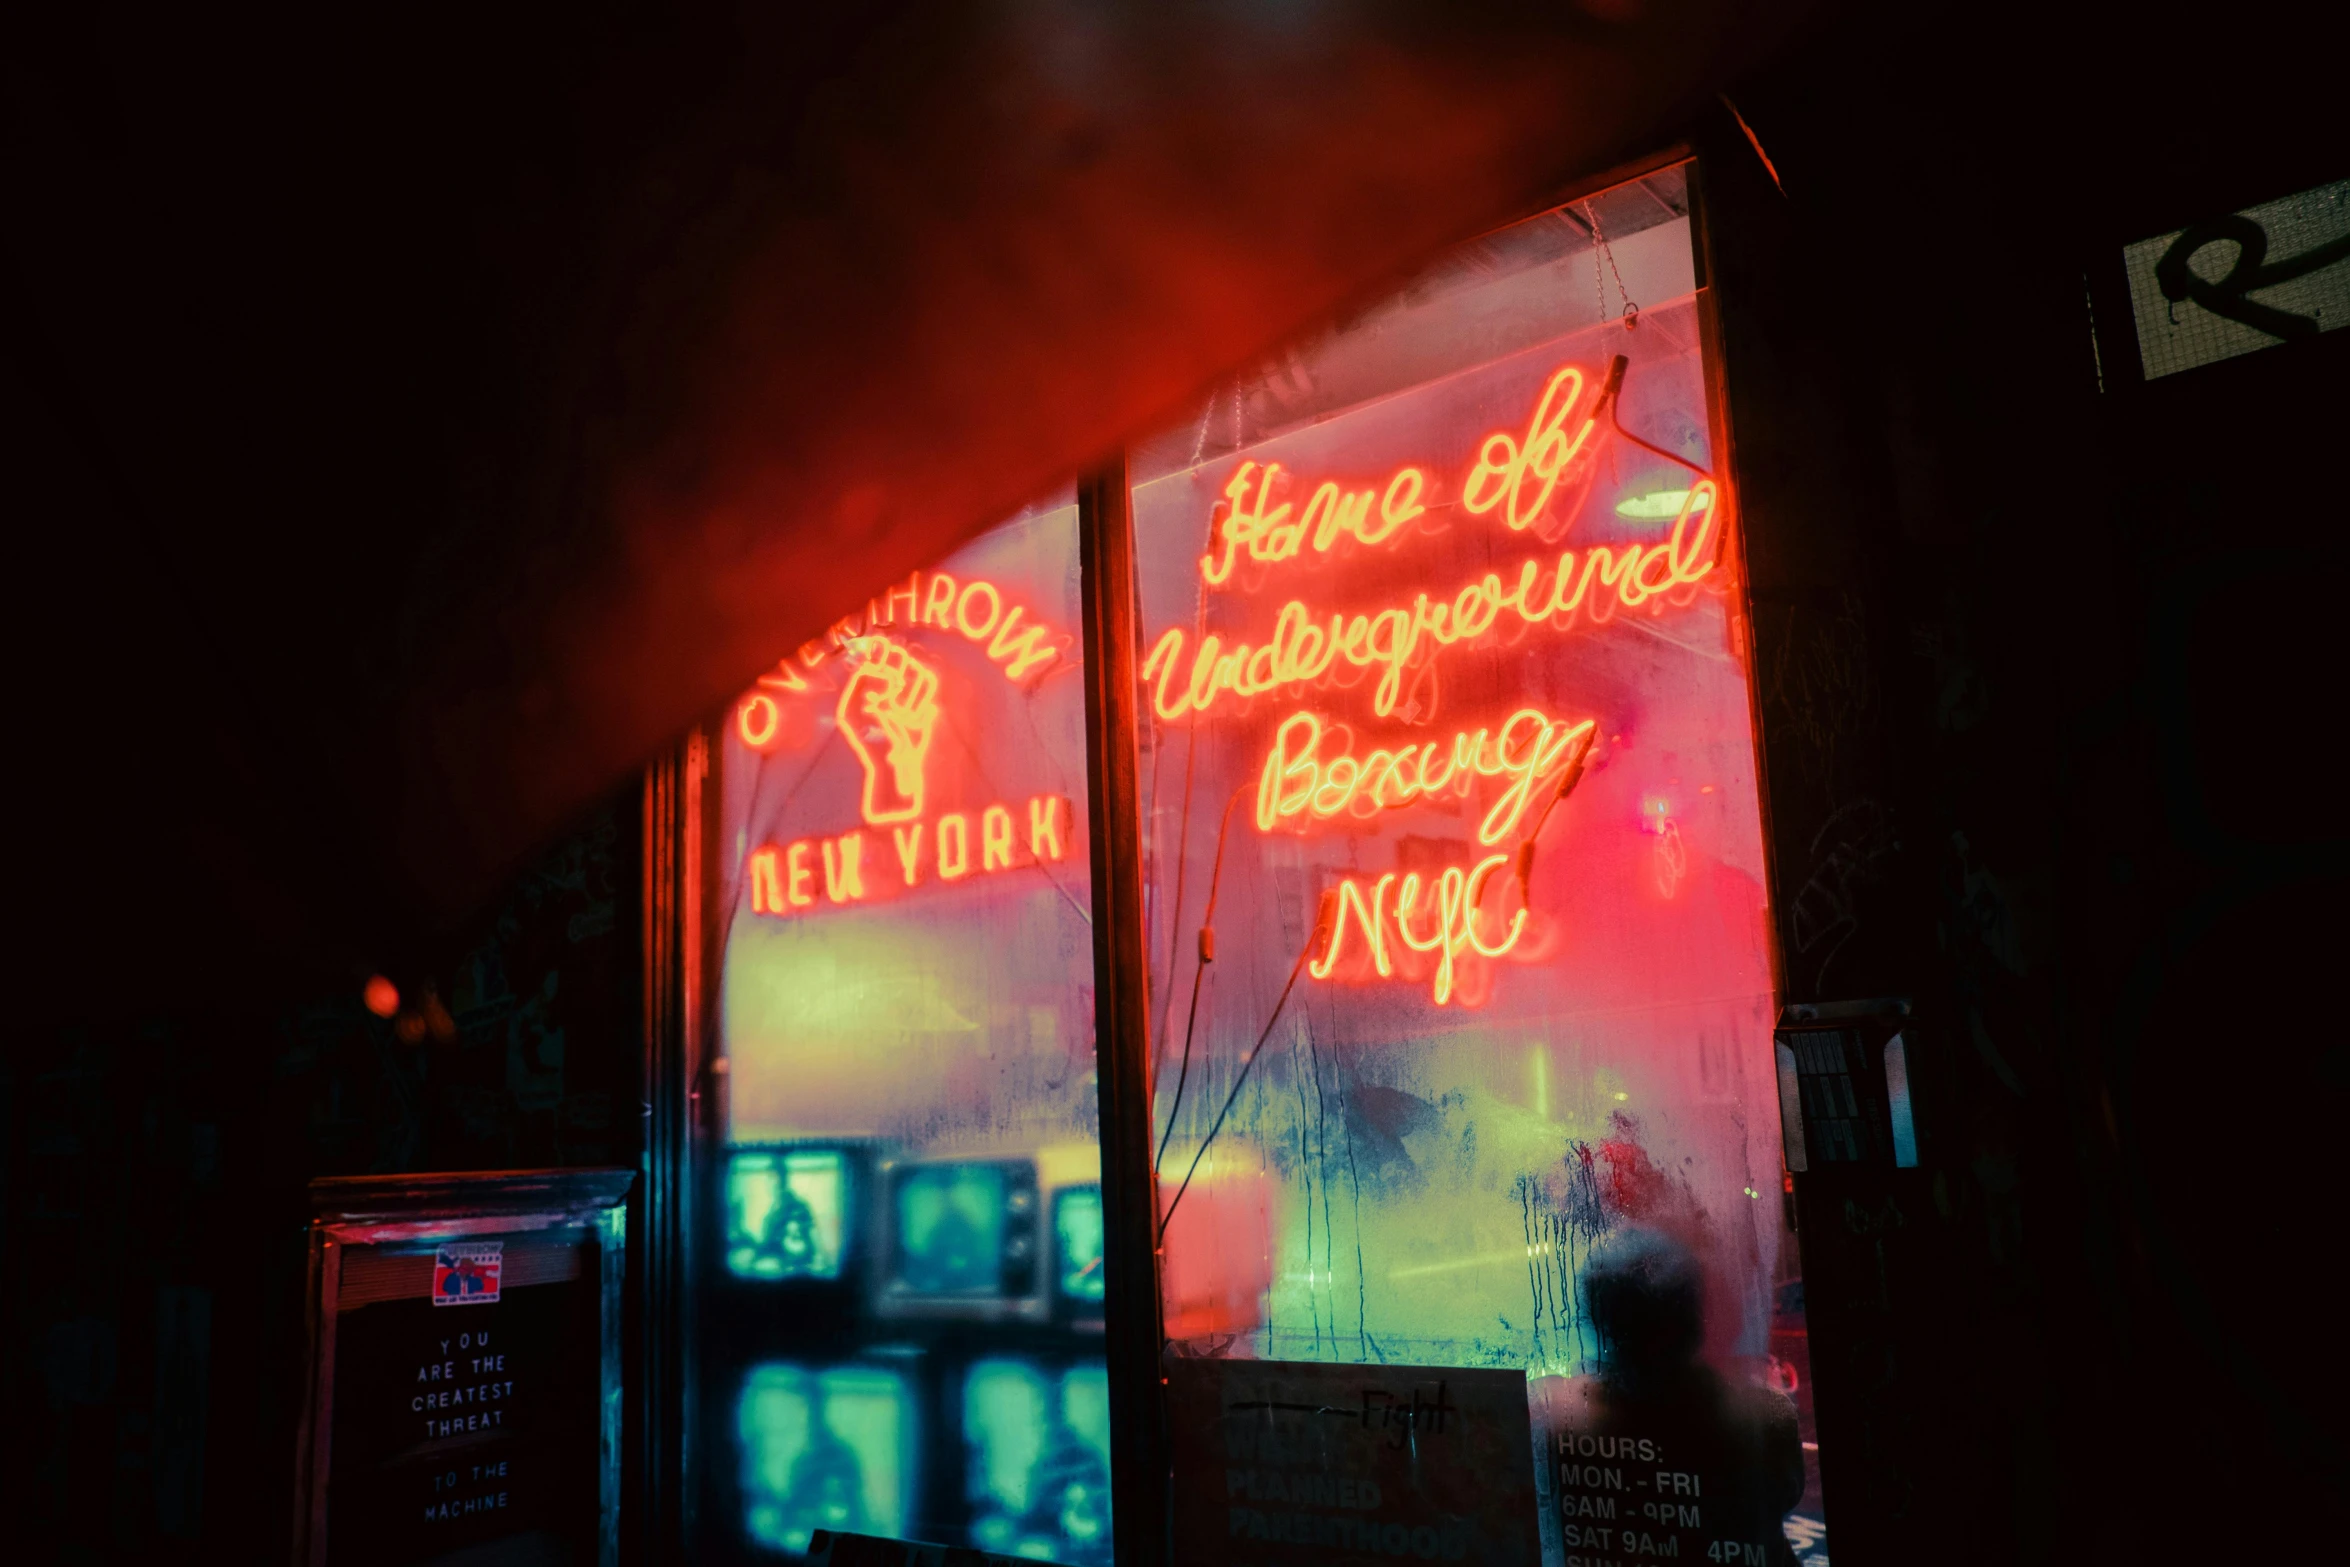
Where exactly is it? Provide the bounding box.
[1079,454,1174,1567]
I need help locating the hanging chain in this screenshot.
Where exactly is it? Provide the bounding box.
[1585,199,1639,330]
[1591,209,1608,325]
[1185,383,1247,470]
[1185,393,1214,469]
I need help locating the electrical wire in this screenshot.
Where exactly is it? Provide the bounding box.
[1153,781,1252,1170]
[1149,509,1227,1086]
[1603,353,1712,479]
[1154,947,1214,1172]
[1157,924,1319,1243]
[1507,726,1599,912]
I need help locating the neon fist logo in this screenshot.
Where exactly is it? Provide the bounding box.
[836,636,942,826]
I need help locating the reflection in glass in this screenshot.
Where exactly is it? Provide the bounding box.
[707,497,1108,1560]
[892,1162,1021,1296]
[737,1364,914,1554]
[726,1150,848,1280]
[963,1360,1114,1565]
[1535,1229,1803,1565]
[1129,160,1823,1558]
[1053,1186,1105,1305]
[1138,161,1780,1370]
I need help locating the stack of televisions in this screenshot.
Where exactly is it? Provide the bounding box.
[712,1141,1112,1564]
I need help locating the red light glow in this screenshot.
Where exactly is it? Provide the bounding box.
[735,570,1071,751]
[1142,478,1722,723]
[837,637,941,826]
[1199,459,1428,586]
[1255,706,1596,845]
[746,794,1073,918]
[1460,364,1600,533]
[737,692,782,747]
[362,975,400,1018]
[1143,356,1734,1009]
[1308,853,1525,1005]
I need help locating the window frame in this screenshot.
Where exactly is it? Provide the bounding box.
[641,142,1775,1567]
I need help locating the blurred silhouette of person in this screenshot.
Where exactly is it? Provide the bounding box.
[903,1176,995,1292]
[971,1405,1112,1566]
[1025,1414,1113,1564]
[1534,1227,1803,1567]
[780,1418,871,1546]
[737,1178,827,1278]
[768,1186,824,1275]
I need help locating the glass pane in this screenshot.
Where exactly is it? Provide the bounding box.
[1131,162,1828,1563]
[703,493,1110,1563]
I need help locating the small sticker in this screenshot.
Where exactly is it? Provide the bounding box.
[432,1243,503,1306]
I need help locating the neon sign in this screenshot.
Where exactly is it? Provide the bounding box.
[1200,460,1428,585]
[1255,706,1596,846]
[837,640,941,826]
[1306,855,1527,1006]
[1144,479,1717,723]
[1160,356,1725,1004]
[739,611,1078,921]
[736,571,1071,752]
[748,794,1073,917]
[1461,363,1609,533]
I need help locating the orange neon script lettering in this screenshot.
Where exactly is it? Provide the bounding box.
[1309,855,1524,1004]
[1308,873,1396,981]
[985,607,1063,681]
[1397,855,1526,1003]
[872,572,922,629]
[831,572,1067,681]
[739,575,1069,745]
[981,805,1015,872]
[1144,482,1720,722]
[785,842,816,907]
[735,658,810,749]
[749,848,785,913]
[956,580,1003,640]
[922,573,959,627]
[747,792,1074,917]
[738,692,781,748]
[1029,796,1065,861]
[1461,364,1599,532]
[821,834,867,903]
[1257,707,1597,845]
[937,814,970,880]
[1199,460,1429,586]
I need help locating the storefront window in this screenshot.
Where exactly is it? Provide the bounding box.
[703,496,1110,1562]
[1130,161,1825,1559]
[691,159,1824,1565]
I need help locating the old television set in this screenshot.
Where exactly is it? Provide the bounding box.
[961,1358,1114,1566]
[736,1361,918,1556]
[724,1145,859,1283]
[872,1145,1101,1324]
[1051,1184,1105,1319]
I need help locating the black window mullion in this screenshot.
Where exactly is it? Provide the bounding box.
[1076,456,1171,1567]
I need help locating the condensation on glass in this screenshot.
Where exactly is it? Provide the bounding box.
[1131,162,1826,1563]
[704,495,1112,1564]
